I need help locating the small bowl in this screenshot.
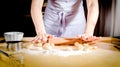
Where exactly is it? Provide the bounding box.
[4,31,24,42]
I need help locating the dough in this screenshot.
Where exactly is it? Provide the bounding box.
[42,43,55,50]
[74,42,98,51]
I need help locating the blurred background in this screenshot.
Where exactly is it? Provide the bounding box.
[0,0,119,37]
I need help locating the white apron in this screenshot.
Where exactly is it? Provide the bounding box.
[43,0,86,37]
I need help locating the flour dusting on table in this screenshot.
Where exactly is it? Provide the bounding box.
[21,47,92,57]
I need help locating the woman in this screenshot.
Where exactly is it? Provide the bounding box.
[31,0,99,43]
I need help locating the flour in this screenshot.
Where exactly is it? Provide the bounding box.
[20,46,92,57]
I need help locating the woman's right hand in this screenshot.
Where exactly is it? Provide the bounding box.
[31,32,54,43]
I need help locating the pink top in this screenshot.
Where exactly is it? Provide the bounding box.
[43,0,86,37]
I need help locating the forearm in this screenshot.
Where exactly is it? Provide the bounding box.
[85,0,99,36]
[31,0,46,35]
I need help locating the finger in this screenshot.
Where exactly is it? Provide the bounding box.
[92,36,98,41]
[86,36,100,42]
[77,35,82,38]
[87,36,98,41]
[81,35,88,41]
[36,38,41,42]
[31,36,38,42]
[41,37,48,43]
[32,36,42,43]
[82,36,93,42]
[46,34,55,39]
[94,36,101,41]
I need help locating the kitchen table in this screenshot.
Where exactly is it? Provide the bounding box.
[0,37,120,67]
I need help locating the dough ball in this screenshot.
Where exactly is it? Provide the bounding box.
[74,42,84,50]
[26,43,34,49]
[42,43,55,50]
[82,43,89,50]
[91,46,98,50]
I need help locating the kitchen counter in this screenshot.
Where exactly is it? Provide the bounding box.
[0,37,120,67]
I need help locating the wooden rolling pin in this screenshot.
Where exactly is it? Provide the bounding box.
[48,37,99,45]
[22,37,100,46]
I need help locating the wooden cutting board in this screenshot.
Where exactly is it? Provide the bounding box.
[0,37,120,67]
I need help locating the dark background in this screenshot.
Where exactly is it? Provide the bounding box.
[0,0,113,37]
[0,0,36,37]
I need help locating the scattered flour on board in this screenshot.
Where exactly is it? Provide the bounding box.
[20,46,92,57]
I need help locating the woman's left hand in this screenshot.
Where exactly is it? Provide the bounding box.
[77,34,101,42]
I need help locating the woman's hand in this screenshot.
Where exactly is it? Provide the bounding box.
[77,34,101,42]
[31,33,54,43]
